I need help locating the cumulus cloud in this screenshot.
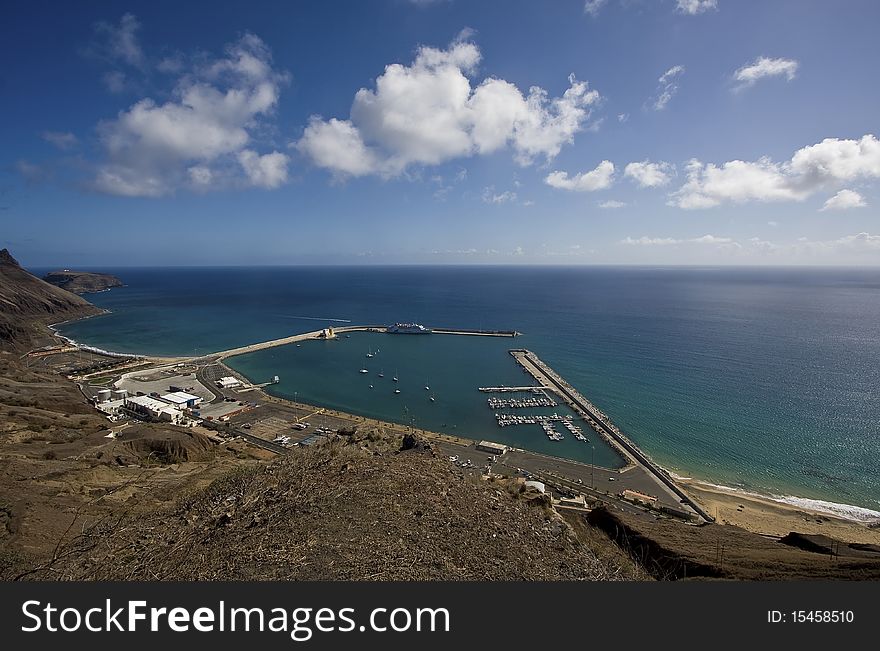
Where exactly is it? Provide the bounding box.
[668,134,880,209]
[93,32,290,196]
[41,131,78,150]
[820,189,867,211]
[545,160,614,192]
[296,38,600,177]
[733,56,798,90]
[624,160,674,187]
[652,65,684,111]
[599,200,626,209]
[675,0,717,14]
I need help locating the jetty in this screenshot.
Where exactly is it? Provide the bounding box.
[178,324,522,362]
[508,349,712,522]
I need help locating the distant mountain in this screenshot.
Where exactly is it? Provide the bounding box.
[0,249,100,348]
[43,269,123,294]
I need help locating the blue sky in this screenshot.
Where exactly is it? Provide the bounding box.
[3,0,879,266]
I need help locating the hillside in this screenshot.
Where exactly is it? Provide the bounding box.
[29,431,634,581]
[0,249,101,348]
[43,270,123,294]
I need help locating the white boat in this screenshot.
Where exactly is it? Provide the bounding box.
[429,393,436,402]
[359,368,368,374]
[394,389,401,394]
[366,349,374,358]
[392,370,399,382]
[378,369,384,377]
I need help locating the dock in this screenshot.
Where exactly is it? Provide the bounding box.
[432,328,520,337]
[508,348,712,523]
[181,324,521,362]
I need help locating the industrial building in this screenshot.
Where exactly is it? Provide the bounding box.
[160,391,202,408]
[216,376,241,389]
[124,395,181,423]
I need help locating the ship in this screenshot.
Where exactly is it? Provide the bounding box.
[386,322,433,334]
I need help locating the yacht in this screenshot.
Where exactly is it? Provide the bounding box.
[359,368,368,374]
[394,388,401,394]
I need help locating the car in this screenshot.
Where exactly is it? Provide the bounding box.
[576,478,583,484]
[607,477,616,482]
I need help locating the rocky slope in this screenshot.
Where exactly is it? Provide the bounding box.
[43,270,123,294]
[0,250,101,348]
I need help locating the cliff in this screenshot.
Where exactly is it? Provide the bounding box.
[42,269,123,294]
[0,249,101,349]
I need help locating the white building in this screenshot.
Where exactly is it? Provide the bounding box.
[125,395,180,422]
[160,391,202,408]
[216,376,241,389]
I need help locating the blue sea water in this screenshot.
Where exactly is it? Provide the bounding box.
[45,266,880,514]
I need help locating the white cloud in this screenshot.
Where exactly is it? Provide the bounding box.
[599,200,627,209]
[95,13,145,68]
[675,0,718,15]
[41,131,78,150]
[482,187,517,204]
[618,113,629,123]
[93,32,289,196]
[545,160,614,191]
[297,38,600,177]
[238,150,290,189]
[624,160,674,187]
[652,65,685,111]
[621,234,733,246]
[733,56,798,90]
[668,135,880,209]
[297,117,380,177]
[820,189,867,211]
[584,0,608,16]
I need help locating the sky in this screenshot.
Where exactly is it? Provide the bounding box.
[2,0,880,267]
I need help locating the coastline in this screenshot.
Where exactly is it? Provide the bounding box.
[679,478,880,544]
[53,315,880,537]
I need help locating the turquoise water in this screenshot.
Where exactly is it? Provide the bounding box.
[46,266,880,514]
[226,331,624,468]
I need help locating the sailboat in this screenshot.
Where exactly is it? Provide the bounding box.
[378,369,384,378]
[424,378,430,391]
[392,369,399,382]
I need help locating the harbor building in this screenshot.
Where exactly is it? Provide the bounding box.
[216,376,241,389]
[476,440,508,455]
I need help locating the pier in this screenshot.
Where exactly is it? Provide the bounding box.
[183,324,521,362]
[508,349,712,522]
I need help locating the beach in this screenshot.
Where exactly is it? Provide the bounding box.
[681,479,880,544]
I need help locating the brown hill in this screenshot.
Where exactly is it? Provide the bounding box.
[0,249,100,349]
[34,431,632,581]
[43,270,123,294]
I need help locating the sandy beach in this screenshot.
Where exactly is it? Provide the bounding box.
[680,478,880,544]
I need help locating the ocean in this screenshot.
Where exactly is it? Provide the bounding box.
[44,265,880,518]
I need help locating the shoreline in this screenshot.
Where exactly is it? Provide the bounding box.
[53,318,880,531]
[678,478,880,543]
